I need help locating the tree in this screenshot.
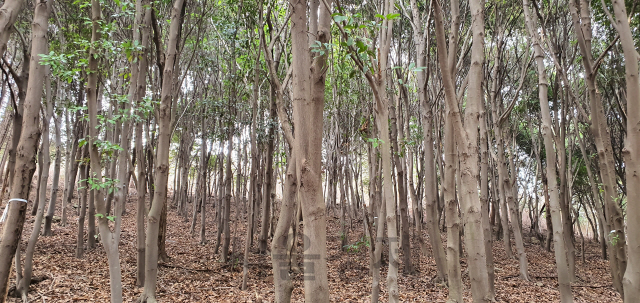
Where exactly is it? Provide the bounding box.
[290,0,331,301]
[523,0,573,300]
[0,0,51,300]
[15,66,54,301]
[134,0,152,287]
[605,0,640,300]
[139,0,185,301]
[407,0,448,283]
[85,0,125,301]
[432,0,492,300]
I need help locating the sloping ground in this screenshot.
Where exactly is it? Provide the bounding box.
[7,190,621,302]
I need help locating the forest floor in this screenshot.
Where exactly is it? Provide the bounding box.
[6,187,622,303]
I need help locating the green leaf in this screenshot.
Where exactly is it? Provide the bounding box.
[355,40,367,53]
[386,13,401,20]
[333,15,348,23]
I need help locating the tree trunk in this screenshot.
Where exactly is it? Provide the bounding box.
[76,149,89,258]
[444,118,462,303]
[85,2,125,302]
[31,143,43,217]
[200,154,207,245]
[390,93,413,275]
[479,97,495,296]
[339,162,348,250]
[104,119,121,216]
[113,0,145,256]
[243,33,263,289]
[271,160,297,303]
[221,134,233,262]
[0,1,50,299]
[575,119,606,258]
[420,100,448,283]
[609,0,640,300]
[135,0,151,287]
[433,0,492,299]
[290,1,331,301]
[15,70,54,301]
[139,1,184,300]
[370,182,386,303]
[497,145,514,258]
[505,143,530,279]
[523,1,573,300]
[59,87,84,232]
[49,114,62,225]
[88,176,96,249]
[59,125,80,224]
[570,0,626,293]
[214,152,223,255]
[258,93,277,253]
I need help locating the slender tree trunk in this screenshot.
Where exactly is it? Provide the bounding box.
[370,180,386,303]
[139,1,184,300]
[504,143,530,279]
[575,120,606,258]
[105,119,121,216]
[422,102,447,283]
[58,88,84,231]
[243,33,262,289]
[0,1,50,299]
[190,145,202,235]
[214,152,223,254]
[15,71,54,301]
[570,0,626,293]
[390,93,413,275]
[608,0,640,300]
[221,134,233,261]
[59,123,80,226]
[85,2,125,302]
[4,50,29,205]
[193,112,207,240]
[31,144,43,217]
[433,0,492,299]
[135,0,151,286]
[49,114,62,222]
[495,128,514,258]
[366,0,399,300]
[77,149,89,258]
[444,118,462,303]
[523,1,573,300]
[113,0,144,252]
[479,98,495,296]
[271,159,297,303]
[43,51,84,236]
[339,162,348,250]
[158,178,169,262]
[200,154,207,245]
[258,94,276,253]
[221,0,243,262]
[88,177,96,249]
